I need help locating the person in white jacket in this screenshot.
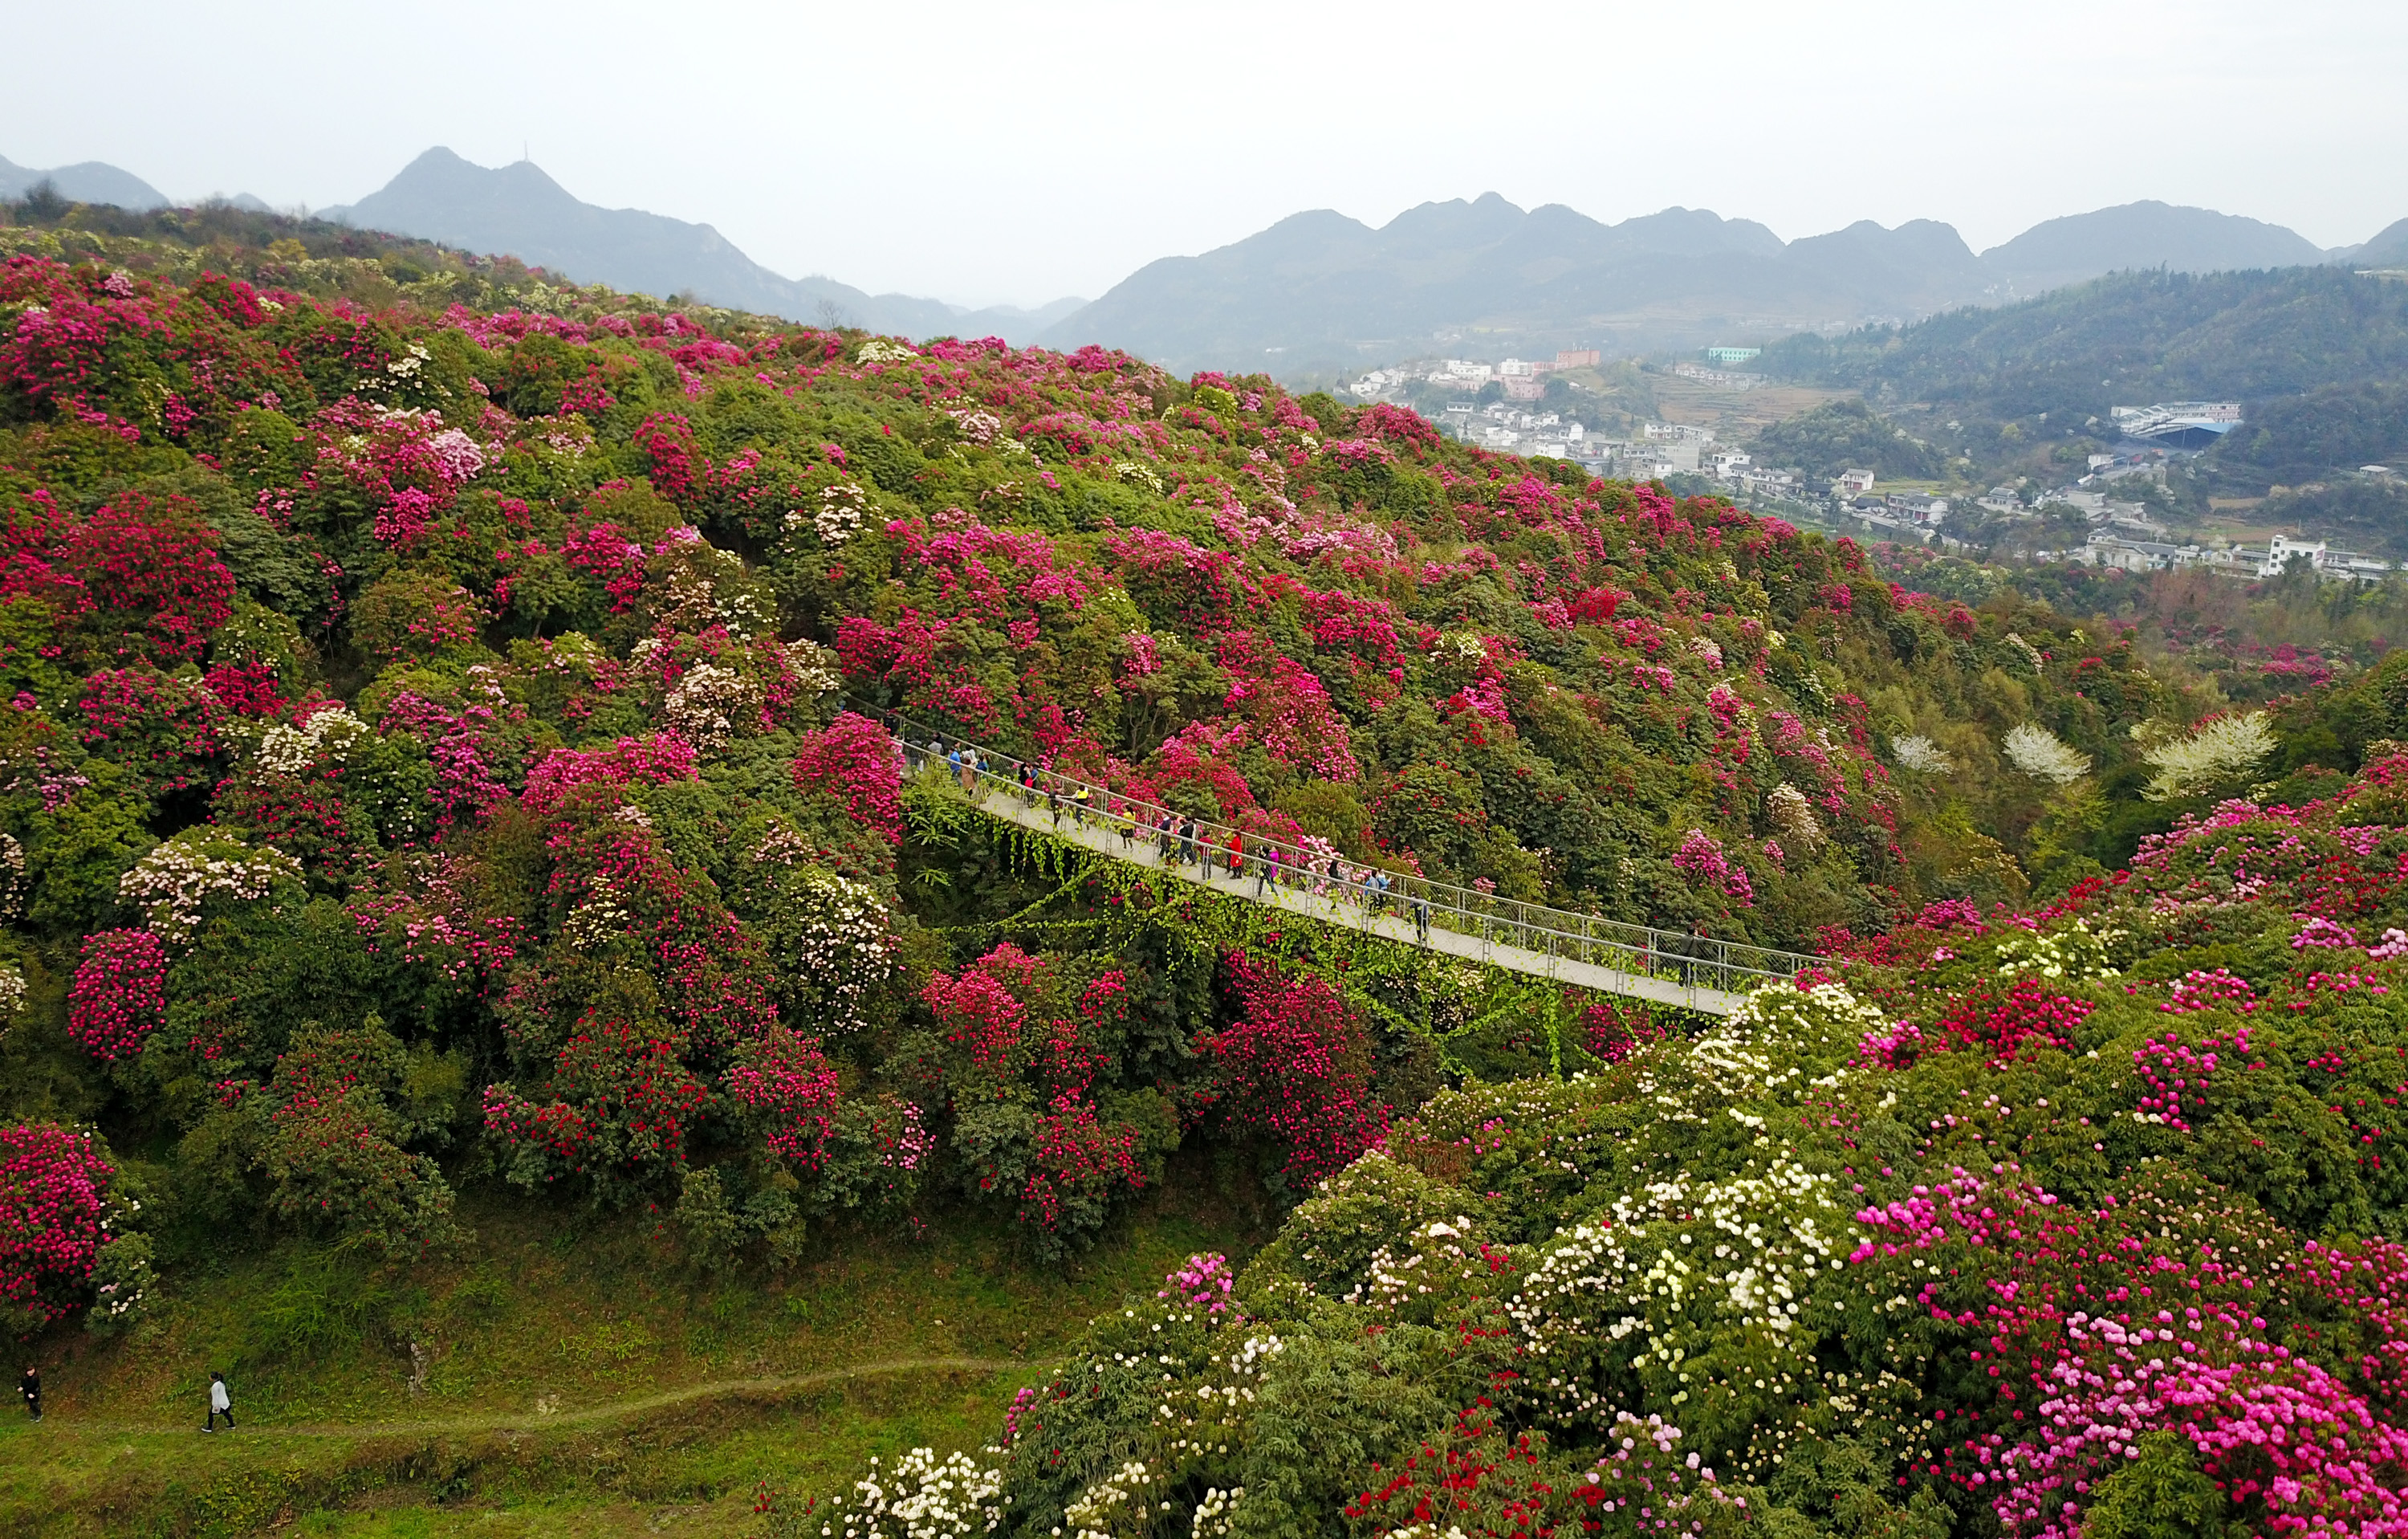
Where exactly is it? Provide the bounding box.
[204,1372,234,1431]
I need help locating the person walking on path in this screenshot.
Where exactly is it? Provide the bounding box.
[204,1371,234,1431]
[19,1366,38,1423]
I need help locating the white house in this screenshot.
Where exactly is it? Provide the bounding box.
[2262,535,2395,581]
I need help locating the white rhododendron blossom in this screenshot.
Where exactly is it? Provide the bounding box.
[1509,1159,1847,1390]
[1995,918,2125,982]
[785,639,844,695]
[783,869,896,1027]
[0,830,22,920]
[254,707,370,776]
[562,872,633,951]
[805,1446,1002,1537]
[2142,710,2276,800]
[950,409,1002,444]
[802,482,869,548]
[1889,733,1957,774]
[1689,980,1887,1105]
[118,834,305,946]
[663,664,762,751]
[2003,722,2090,785]
[1765,783,1823,850]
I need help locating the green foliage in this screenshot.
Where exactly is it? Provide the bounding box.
[2081,1432,2231,1539]
[2216,379,2408,482]
[1750,398,1944,482]
[1760,267,2408,428]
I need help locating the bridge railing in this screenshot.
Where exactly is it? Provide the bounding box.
[840,698,1817,1000]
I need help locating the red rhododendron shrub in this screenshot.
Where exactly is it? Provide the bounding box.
[76,665,226,796]
[484,1015,715,1203]
[251,1022,462,1256]
[722,1024,843,1164]
[372,690,521,829]
[1344,1398,1739,1539]
[201,659,287,718]
[791,710,902,844]
[209,773,380,885]
[1576,998,1666,1066]
[1200,952,1386,1187]
[1854,978,2097,1069]
[0,1123,130,1335]
[57,492,234,662]
[921,947,1158,1252]
[520,733,698,816]
[350,571,483,661]
[534,812,779,1050]
[67,928,168,1060]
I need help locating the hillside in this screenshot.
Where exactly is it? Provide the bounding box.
[960,735,2408,1539]
[324,148,1081,344]
[3,197,2407,1536]
[1752,267,2408,517]
[2337,217,2408,268]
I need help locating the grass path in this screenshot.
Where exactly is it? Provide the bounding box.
[48,1354,1039,1442]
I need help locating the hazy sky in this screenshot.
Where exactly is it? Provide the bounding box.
[6,0,2404,308]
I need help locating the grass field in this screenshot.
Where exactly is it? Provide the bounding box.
[0,1179,1259,1537]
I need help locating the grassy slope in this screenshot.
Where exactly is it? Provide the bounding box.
[0,1180,1258,1537]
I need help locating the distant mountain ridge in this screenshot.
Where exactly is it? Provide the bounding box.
[1979,200,2328,293]
[0,153,170,210]
[1039,195,2406,373]
[9,145,2404,369]
[323,149,1081,344]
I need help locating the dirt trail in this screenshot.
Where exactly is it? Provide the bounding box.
[57,1355,1038,1440]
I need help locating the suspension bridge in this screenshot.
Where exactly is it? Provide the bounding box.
[852,702,1816,1016]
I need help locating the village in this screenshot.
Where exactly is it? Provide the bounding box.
[1348,356,2398,583]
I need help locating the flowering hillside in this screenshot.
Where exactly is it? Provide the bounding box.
[905,758,2408,1539]
[0,203,2397,1428]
